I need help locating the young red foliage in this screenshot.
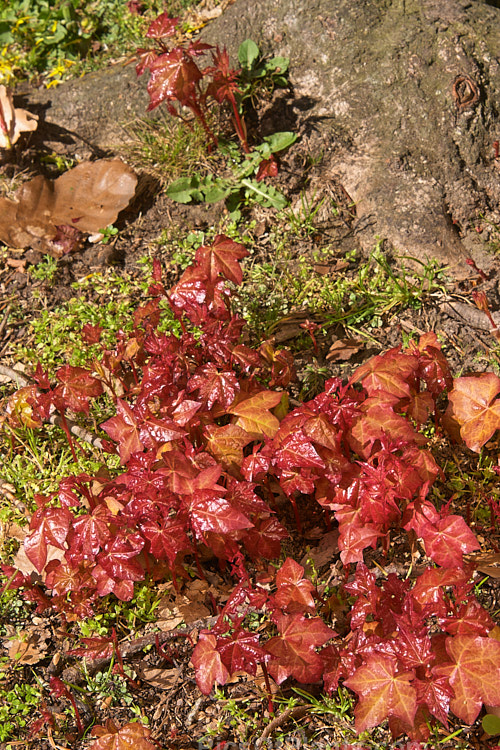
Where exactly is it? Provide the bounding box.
[5,233,500,742]
[448,372,500,452]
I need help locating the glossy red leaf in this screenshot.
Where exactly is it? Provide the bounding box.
[345,654,417,732]
[145,12,179,38]
[55,365,103,414]
[187,364,240,409]
[448,373,500,452]
[195,234,249,285]
[189,493,252,538]
[434,635,500,723]
[95,534,145,581]
[140,517,192,566]
[274,557,316,613]
[265,613,335,684]
[24,506,73,572]
[101,400,143,463]
[191,632,230,694]
[217,627,268,675]
[147,49,202,110]
[275,431,326,471]
[71,506,112,560]
[420,514,480,568]
[243,516,288,559]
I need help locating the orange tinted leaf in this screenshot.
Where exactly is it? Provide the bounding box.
[353,351,418,399]
[90,719,159,749]
[448,373,500,452]
[6,385,42,429]
[345,654,417,732]
[191,633,230,694]
[205,423,252,469]
[265,613,335,683]
[229,391,282,438]
[434,635,500,724]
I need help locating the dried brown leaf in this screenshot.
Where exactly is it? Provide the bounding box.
[0,159,137,255]
[0,85,38,148]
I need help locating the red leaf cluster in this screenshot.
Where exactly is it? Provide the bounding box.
[5,232,500,741]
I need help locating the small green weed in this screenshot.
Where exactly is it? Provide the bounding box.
[98,225,119,244]
[0,424,110,516]
[18,262,161,372]
[236,38,289,110]
[125,113,213,183]
[237,240,446,342]
[166,131,297,221]
[0,0,166,85]
[0,683,41,741]
[287,190,326,236]
[77,584,162,639]
[30,254,59,283]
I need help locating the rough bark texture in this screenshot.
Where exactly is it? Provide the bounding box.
[18,0,500,268]
[201,0,500,268]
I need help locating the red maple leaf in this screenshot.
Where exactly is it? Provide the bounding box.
[187,364,240,409]
[265,613,335,684]
[434,635,500,723]
[24,506,73,572]
[195,234,249,285]
[352,350,418,400]
[448,373,500,452]
[101,400,143,463]
[145,11,179,38]
[140,516,192,567]
[217,627,268,675]
[70,506,112,560]
[191,632,230,694]
[94,534,145,582]
[274,557,316,613]
[416,512,480,568]
[344,654,417,732]
[189,493,252,539]
[147,49,202,111]
[55,365,103,414]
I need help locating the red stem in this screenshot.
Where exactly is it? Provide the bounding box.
[59,413,78,463]
[260,661,275,714]
[228,92,249,153]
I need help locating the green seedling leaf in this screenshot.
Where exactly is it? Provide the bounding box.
[166,176,203,203]
[267,56,289,75]
[483,712,500,736]
[241,179,288,209]
[238,39,260,69]
[264,131,297,153]
[200,177,231,203]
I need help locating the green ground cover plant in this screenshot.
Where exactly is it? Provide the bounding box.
[0,0,172,86]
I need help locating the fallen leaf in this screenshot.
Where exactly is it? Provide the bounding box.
[300,529,340,571]
[464,551,500,578]
[0,85,38,148]
[326,338,363,361]
[135,662,181,690]
[0,159,137,255]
